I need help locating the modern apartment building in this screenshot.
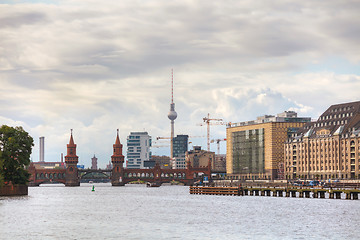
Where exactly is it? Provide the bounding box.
[284,101,360,180]
[227,111,310,180]
[126,132,152,169]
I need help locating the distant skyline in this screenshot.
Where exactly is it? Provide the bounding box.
[1,0,359,168]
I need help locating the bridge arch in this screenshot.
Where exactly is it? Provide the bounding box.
[37,180,65,186]
[80,171,110,180]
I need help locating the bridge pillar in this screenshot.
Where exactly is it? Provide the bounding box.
[111,129,125,186]
[65,165,79,186]
[65,130,80,186]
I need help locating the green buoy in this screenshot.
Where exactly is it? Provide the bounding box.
[92,185,95,192]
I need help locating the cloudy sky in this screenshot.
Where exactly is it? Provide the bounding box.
[1,0,359,168]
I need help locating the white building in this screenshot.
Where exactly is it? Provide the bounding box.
[172,155,186,169]
[126,132,152,169]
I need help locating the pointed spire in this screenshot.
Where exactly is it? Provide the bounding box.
[171,68,174,104]
[115,129,120,145]
[69,129,75,145]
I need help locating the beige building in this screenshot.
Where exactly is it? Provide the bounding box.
[226,111,310,180]
[185,146,215,170]
[285,101,360,180]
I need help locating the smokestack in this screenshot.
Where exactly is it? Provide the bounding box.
[39,136,45,162]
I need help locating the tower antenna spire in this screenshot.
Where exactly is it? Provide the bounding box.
[168,69,177,160]
[171,68,174,104]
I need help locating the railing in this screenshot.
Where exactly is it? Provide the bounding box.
[190,186,238,195]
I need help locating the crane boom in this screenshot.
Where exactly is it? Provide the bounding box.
[201,113,225,151]
[211,138,226,154]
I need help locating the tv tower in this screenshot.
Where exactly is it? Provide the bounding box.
[167,69,177,159]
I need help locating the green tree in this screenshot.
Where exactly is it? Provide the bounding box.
[0,156,3,186]
[0,125,34,185]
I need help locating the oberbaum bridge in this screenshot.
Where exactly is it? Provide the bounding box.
[28,130,211,187]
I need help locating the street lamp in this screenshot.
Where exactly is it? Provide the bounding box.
[242,167,249,181]
[287,165,295,187]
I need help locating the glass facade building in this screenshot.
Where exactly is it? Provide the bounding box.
[227,111,311,180]
[173,135,188,158]
[232,129,264,174]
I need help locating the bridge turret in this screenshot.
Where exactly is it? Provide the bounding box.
[65,129,80,186]
[111,129,125,186]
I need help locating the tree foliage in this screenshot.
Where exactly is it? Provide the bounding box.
[0,125,34,185]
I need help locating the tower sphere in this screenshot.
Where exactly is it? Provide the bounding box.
[168,103,177,120]
[168,110,177,120]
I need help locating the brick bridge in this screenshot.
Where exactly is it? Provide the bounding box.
[28,130,211,186]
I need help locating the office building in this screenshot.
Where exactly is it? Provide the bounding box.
[186,146,215,169]
[285,101,360,180]
[173,135,188,157]
[227,111,310,180]
[126,132,152,169]
[171,135,189,169]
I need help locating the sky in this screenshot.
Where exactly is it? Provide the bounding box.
[1,0,360,168]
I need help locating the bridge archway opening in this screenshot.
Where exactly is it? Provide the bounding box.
[81,172,110,179]
[38,180,65,186]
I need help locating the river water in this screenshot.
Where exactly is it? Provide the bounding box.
[1,183,359,240]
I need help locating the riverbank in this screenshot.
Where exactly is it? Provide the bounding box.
[0,184,28,196]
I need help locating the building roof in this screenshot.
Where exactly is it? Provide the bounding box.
[228,111,311,128]
[293,100,360,139]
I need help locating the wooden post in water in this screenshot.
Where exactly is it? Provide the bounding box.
[346,193,351,200]
[313,191,318,198]
[353,192,358,200]
[335,192,341,199]
[291,190,297,197]
[278,190,283,197]
[285,191,290,197]
[299,191,304,198]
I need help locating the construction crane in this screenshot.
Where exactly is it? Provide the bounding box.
[156,136,205,141]
[156,137,171,140]
[199,113,226,151]
[210,138,226,155]
[152,145,170,148]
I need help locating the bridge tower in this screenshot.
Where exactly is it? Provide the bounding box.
[65,130,80,186]
[111,129,125,186]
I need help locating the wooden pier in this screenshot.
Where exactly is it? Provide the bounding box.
[189,186,360,200]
